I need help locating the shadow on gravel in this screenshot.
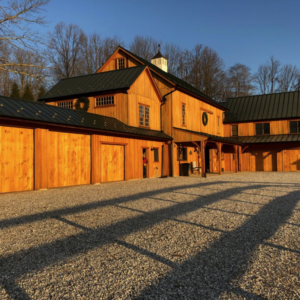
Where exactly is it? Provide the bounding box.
[0,181,299,299]
[135,189,300,300]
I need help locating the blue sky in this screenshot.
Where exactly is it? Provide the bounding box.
[40,0,299,73]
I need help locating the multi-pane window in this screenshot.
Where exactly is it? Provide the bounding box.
[139,105,150,127]
[118,58,125,69]
[57,101,73,109]
[177,147,187,161]
[182,104,186,125]
[231,125,238,136]
[154,149,159,162]
[96,96,114,106]
[217,116,220,133]
[256,123,270,135]
[290,121,300,133]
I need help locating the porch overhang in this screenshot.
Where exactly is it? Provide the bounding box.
[173,127,244,146]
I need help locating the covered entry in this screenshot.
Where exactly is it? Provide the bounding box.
[101,144,125,182]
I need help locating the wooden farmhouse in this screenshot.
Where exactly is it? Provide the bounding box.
[0,46,300,193]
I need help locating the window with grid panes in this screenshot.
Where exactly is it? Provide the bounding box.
[57,101,73,109]
[96,96,114,106]
[182,104,186,125]
[139,105,149,127]
[154,149,159,162]
[255,123,270,135]
[231,125,238,136]
[290,121,300,133]
[118,58,125,69]
[217,116,220,133]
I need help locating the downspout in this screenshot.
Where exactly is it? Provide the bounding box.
[160,87,177,177]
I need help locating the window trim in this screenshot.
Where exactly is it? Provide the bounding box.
[138,103,150,128]
[231,124,238,137]
[57,100,73,109]
[95,94,115,107]
[153,148,159,162]
[289,120,300,134]
[116,57,126,69]
[182,102,186,126]
[255,122,270,135]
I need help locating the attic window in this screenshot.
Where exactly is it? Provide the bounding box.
[96,96,114,106]
[118,58,125,69]
[57,101,73,109]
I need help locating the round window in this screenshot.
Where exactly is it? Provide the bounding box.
[202,112,208,126]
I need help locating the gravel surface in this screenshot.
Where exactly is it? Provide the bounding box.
[0,172,300,299]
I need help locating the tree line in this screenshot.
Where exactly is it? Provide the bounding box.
[1,0,300,102]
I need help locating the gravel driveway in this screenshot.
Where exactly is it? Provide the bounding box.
[0,172,300,299]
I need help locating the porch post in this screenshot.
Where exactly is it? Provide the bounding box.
[238,146,242,172]
[201,140,206,178]
[235,145,238,173]
[218,142,222,175]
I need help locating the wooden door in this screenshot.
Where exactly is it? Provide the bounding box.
[48,132,91,188]
[101,144,125,182]
[0,126,34,193]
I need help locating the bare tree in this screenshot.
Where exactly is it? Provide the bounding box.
[269,56,280,93]
[47,22,86,80]
[129,35,159,61]
[0,0,50,78]
[254,64,269,94]
[277,64,299,92]
[227,63,254,97]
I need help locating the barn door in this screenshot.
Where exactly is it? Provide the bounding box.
[101,144,125,182]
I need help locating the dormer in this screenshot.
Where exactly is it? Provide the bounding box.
[151,49,168,73]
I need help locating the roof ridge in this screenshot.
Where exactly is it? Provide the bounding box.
[226,90,300,101]
[60,65,146,81]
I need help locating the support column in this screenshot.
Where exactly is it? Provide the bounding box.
[238,146,242,172]
[34,128,48,190]
[91,134,101,184]
[218,142,222,175]
[201,140,206,178]
[235,145,238,173]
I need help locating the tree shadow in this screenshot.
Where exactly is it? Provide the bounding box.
[135,189,300,299]
[1,181,298,299]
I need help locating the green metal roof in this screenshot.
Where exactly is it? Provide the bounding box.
[40,66,146,102]
[234,134,300,144]
[223,91,300,123]
[119,47,226,110]
[0,96,172,140]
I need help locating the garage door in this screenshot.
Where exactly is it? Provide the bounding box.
[0,126,34,193]
[48,132,90,188]
[101,144,124,182]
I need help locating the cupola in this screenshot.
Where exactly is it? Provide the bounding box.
[151,45,168,72]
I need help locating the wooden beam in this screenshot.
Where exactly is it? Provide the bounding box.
[201,140,206,177]
[34,128,48,190]
[91,135,101,184]
[218,142,222,175]
[235,145,238,173]
[238,146,242,172]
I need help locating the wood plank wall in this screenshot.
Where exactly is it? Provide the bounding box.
[172,90,225,137]
[127,70,161,131]
[0,125,171,193]
[224,119,298,137]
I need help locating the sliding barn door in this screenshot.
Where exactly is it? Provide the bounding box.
[48,132,90,188]
[0,126,34,193]
[101,144,125,182]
